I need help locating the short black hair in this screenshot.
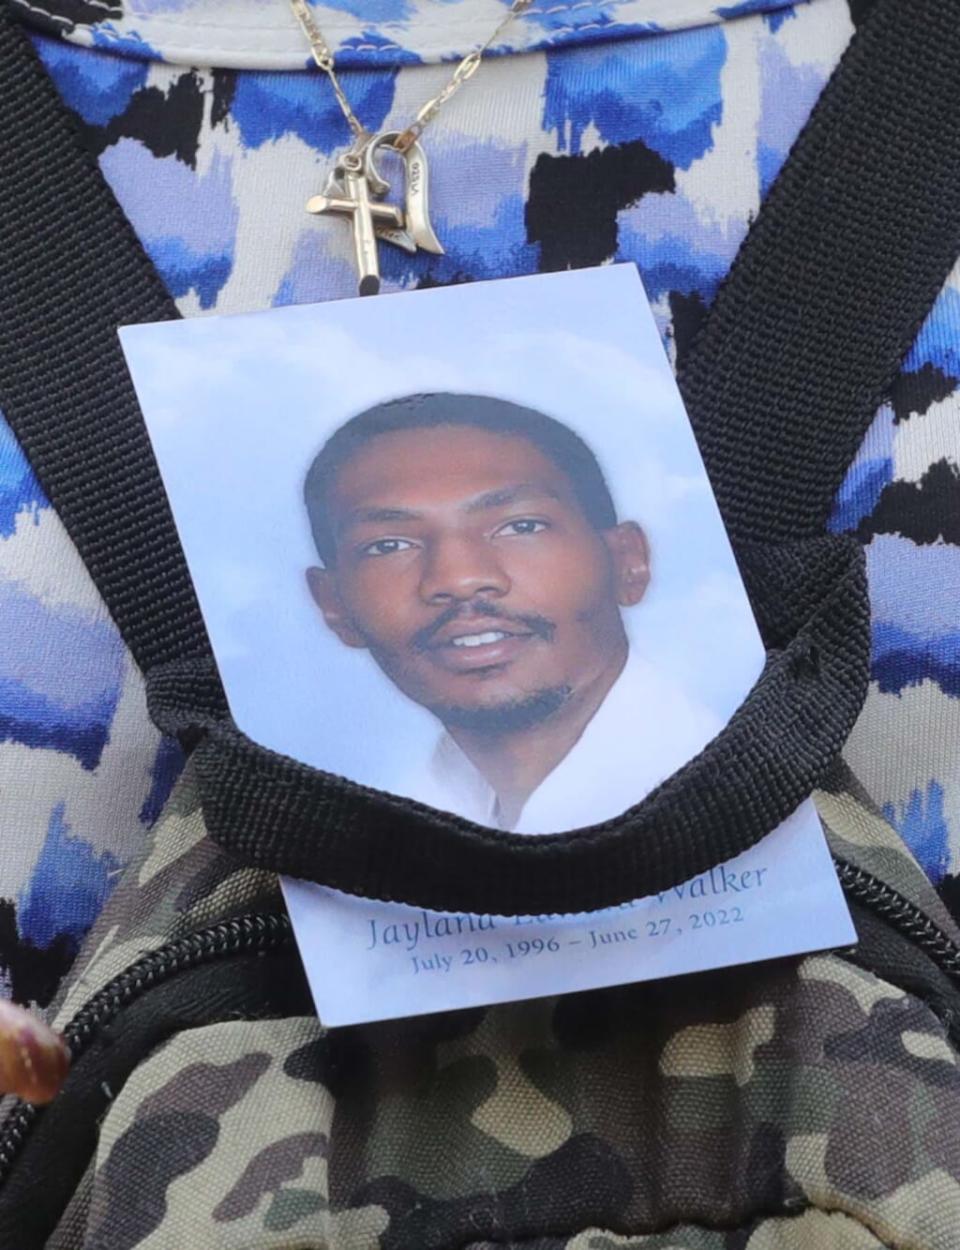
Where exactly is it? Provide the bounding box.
[304,392,618,565]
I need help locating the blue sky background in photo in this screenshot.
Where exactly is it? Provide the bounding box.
[122,264,764,799]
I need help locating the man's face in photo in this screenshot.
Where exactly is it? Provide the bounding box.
[307,422,649,733]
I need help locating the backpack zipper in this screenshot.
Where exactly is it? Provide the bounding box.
[0,912,292,1185]
[832,856,960,977]
[2,866,960,1187]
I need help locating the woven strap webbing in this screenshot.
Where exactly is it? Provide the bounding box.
[0,5,203,672]
[1,0,958,913]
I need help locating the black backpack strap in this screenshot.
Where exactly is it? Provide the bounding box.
[2,0,958,914]
[0,4,204,672]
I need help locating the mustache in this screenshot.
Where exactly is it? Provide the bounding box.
[412,600,556,652]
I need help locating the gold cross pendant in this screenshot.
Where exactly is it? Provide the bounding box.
[307,132,444,297]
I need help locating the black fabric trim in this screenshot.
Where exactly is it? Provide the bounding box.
[1,0,958,912]
[147,536,869,913]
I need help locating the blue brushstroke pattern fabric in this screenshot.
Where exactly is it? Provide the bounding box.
[0,409,183,1004]
[2,0,959,1006]
[11,0,812,68]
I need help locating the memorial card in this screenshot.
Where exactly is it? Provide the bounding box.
[121,265,855,1025]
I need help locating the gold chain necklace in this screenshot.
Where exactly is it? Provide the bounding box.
[290,0,532,294]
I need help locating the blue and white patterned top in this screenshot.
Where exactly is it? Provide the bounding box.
[18,0,805,66]
[2,0,958,1006]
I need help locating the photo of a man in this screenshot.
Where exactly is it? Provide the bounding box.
[305,392,719,833]
[122,264,852,1024]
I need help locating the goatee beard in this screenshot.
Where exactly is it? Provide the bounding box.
[432,685,572,735]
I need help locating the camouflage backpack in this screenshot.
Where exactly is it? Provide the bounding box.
[1,765,960,1249]
[3,1,960,1247]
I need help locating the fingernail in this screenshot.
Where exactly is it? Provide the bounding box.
[0,999,70,1104]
